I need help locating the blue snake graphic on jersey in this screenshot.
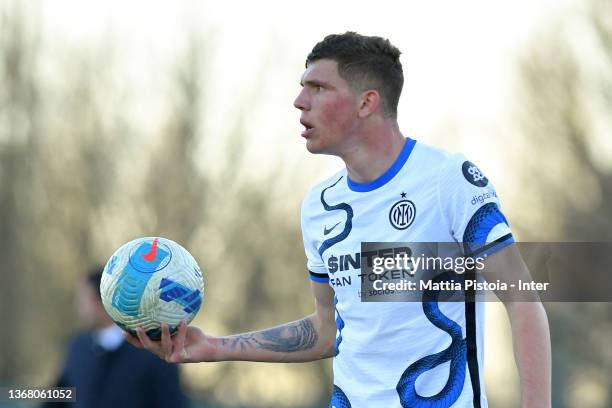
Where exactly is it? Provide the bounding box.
[317,176,353,256]
[329,385,352,408]
[396,203,508,407]
[318,177,353,408]
[318,178,351,358]
[333,295,344,356]
[396,271,467,407]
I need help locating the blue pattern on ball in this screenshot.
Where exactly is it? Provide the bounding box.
[111,241,169,316]
[159,278,202,314]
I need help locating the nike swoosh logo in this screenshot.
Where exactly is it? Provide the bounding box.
[141,238,159,262]
[324,222,341,235]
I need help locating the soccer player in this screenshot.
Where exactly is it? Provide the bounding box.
[126,32,551,407]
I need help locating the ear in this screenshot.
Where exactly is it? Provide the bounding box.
[357,90,381,118]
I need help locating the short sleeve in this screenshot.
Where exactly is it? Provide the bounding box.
[301,191,329,283]
[437,155,514,257]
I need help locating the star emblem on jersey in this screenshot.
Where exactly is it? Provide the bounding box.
[462,161,488,187]
[389,196,416,230]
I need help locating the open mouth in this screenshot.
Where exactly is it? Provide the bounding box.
[300,119,313,130]
[300,119,314,137]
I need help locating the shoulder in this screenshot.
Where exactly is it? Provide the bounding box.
[411,141,486,182]
[436,153,493,190]
[397,140,469,188]
[411,141,464,172]
[408,141,498,199]
[301,169,346,211]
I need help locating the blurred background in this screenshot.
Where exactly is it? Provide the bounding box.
[1,0,611,407]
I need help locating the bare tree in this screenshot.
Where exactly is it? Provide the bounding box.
[0,3,327,403]
[143,36,207,244]
[517,1,612,406]
[0,0,42,383]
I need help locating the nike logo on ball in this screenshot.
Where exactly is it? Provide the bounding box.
[324,222,341,235]
[141,238,159,262]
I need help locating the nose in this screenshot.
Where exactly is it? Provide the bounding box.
[293,88,309,111]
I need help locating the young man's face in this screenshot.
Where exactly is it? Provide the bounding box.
[294,59,360,155]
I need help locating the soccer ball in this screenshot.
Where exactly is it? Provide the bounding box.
[100,237,204,340]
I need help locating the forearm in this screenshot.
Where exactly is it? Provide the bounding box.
[211,314,336,363]
[507,302,551,408]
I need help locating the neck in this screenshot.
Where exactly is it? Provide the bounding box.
[342,121,406,183]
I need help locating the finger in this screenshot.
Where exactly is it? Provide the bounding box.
[160,322,172,360]
[136,327,159,353]
[124,331,143,349]
[175,320,188,361]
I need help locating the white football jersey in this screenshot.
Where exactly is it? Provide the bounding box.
[301,138,513,408]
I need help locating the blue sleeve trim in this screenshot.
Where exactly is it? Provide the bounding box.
[309,271,329,283]
[462,202,510,255]
[469,233,514,258]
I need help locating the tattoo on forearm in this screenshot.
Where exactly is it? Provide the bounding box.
[222,318,318,353]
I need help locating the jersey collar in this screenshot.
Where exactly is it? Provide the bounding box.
[347,138,416,192]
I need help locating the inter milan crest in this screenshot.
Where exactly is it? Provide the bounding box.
[462,161,488,187]
[389,193,416,230]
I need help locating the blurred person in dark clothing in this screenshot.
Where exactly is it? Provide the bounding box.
[43,266,188,408]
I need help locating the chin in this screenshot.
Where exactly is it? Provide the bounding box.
[305,139,322,154]
[306,142,342,158]
[305,137,332,155]
[306,143,321,154]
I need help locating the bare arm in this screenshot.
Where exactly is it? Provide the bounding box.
[484,244,552,408]
[126,280,337,364]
